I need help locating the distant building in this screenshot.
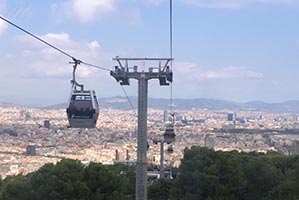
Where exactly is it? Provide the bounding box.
[193,119,205,123]
[205,134,215,149]
[26,145,36,156]
[163,110,168,122]
[126,150,130,161]
[44,119,50,129]
[293,115,299,121]
[259,115,263,120]
[115,149,119,161]
[237,118,246,124]
[227,113,234,121]
[185,115,194,121]
[24,113,31,121]
[175,116,183,122]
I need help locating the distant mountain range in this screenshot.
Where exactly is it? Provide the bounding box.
[30,97,299,113]
[2,97,299,113]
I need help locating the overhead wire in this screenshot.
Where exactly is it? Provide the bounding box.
[120,85,137,117]
[0,15,138,116]
[170,0,173,71]
[169,0,174,117]
[81,61,111,71]
[0,15,111,72]
[0,15,74,59]
[120,84,138,140]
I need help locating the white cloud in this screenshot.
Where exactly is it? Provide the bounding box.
[201,66,263,79]
[14,33,109,79]
[170,61,264,100]
[16,32,78,52]
[175,62,263,80]
[180,0,297,9]
[88,40,100,50]
[0,31,118,105]
[52,0,116,23]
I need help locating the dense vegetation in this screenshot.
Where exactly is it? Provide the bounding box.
[170,147,299,200]
[0,159,135,200]
[1,147,299,200]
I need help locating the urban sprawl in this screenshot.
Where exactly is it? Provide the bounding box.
[1,106,299,179]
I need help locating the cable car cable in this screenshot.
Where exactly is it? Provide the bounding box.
[170,0,173,71]
[1,15,143,124]
[81,62,111,72]
[0,15,111,72]
[120,85,137,140]
[169,0,174,116]
[120,85,137,116]
[0,15,74,59]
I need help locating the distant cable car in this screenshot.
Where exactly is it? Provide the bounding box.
[153,138,159,145]
[66,59,99,128]
[163,123,175,144]
[167,145,173,154]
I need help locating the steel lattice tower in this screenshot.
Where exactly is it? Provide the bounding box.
[111,57,173,200]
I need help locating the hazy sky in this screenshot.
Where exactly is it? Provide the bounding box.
[1,0,299,105]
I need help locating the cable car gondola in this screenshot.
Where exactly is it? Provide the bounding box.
[163,123,175,144]
[167,145,173,154]
[163,112,176,144]
[66,59,99,128]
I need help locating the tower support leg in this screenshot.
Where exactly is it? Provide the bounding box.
[136,75,148,200]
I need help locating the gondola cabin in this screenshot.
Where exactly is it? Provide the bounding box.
[167,145,173,154]
[163,123,176,144]
[66,90,99,128]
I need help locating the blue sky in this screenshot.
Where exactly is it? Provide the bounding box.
[0,0,299,105]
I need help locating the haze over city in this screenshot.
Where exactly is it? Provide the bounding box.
[1,0,299,106]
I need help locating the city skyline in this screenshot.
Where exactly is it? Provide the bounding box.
[1,0,299,105]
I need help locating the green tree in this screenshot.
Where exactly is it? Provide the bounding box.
[30,159,89,200]
[241,157,282,200]
[172,147,221,200]
[172,147,288,200]
[3,149,299,200]
[84,162,132,200]
[0,175,33,200]
[266,161,299,200]
[148,178,173,200]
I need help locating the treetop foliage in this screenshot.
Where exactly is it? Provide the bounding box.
[1,147,299,200]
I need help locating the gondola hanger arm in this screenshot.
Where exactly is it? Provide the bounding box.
[69,58,84,91]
